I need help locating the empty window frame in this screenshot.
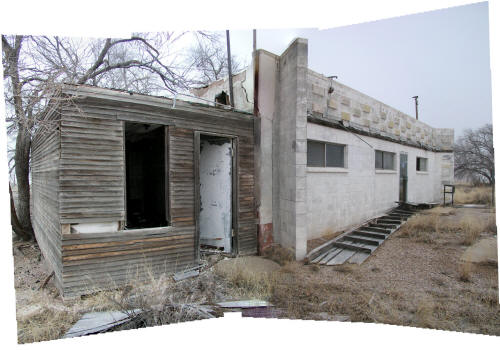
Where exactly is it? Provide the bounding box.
[416,157,428,172]
[307,140,346,168]
[125,122,168,229]
[375,150,395,170]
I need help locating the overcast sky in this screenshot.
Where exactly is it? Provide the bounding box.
[225,2,491,138]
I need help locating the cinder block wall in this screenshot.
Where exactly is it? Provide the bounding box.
[307,70,454,151]
[275,38,309,260]
[306,123,450,240]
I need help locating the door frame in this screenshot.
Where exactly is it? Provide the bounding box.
[399,152,408,203]
[194,131,239,262]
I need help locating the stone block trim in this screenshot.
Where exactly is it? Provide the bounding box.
[307,69,454,151]
[327,98,338,110]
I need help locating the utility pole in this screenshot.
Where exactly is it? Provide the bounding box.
[226,30,234,108]
[412,95,419,120]
[253,29,256,52]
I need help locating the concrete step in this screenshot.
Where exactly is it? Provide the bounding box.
[343,235,380,246]
[352,230,387,240]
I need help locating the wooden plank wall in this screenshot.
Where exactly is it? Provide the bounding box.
[59,103,125,224]
[237,134,257,254]
[57,97,256,296]
[31,115,63,290]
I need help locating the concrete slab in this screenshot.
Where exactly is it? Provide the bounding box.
[461,237,498,264]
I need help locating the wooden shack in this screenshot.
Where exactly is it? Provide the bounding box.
[31,84,257,297]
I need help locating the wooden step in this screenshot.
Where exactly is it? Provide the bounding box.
[342,235,380,246]
[318,248,342,264]
[385,215,406,220]
[330,242,373,254]
[378,219,401,225]
[370,223,396,229]
[361,226,390,234]
[326,249,356,265]
[352,230,387,240]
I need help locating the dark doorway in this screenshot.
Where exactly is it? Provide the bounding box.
[125,122,167,229]
[399,153,408,203]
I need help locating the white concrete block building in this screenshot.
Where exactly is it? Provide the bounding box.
[193,38,454,260]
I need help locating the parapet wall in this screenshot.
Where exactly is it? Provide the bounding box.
[307,70,454,151]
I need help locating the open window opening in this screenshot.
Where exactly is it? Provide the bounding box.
[199,134,233,253]
[416,157,428,172]
[125,122,167,229]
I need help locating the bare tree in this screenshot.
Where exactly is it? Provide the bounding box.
[454,123,495,205]
[187,33,242,86]
[2,33,200,240]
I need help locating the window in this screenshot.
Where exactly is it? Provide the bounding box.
[307,140,346,168]
[416,157,428,172]
[375,150,395,170]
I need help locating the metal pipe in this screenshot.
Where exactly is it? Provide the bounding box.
[412,95,419,120]
[226,30,234,108]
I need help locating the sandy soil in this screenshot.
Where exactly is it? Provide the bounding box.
[11,206,500,342]
[268,207,499,335]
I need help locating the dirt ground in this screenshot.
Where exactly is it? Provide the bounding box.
[268,206,499,334]
[11,206,500,343]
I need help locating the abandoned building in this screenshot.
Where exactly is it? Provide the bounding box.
[31,85,257,297]
[31,38,454,296]
[193,38,454,260]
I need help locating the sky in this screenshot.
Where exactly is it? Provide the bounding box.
[223,2,491,138]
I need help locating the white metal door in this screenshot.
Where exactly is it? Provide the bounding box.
[199,137,232,252]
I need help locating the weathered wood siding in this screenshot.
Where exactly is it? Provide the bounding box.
[59,103,125,224]
[55,88,256,296]
[31,115,62,290]
[237,135,257,254]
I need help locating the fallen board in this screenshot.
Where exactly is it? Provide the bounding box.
[64,309,141,338]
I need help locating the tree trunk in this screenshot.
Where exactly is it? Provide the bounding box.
[10,183,31,241]
[14,124,35,240]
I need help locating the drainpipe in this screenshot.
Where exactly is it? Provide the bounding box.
[226,30,234,108]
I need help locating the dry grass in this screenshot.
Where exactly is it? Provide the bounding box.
[416,297,437,328]
[262,245,295,266]
[215,263,278,300]
[427,207,456,216]
[398,208,495,246]
[398,213,440,243]
[459,216,484,245]
[458,262,473,282]
[454,186,494,206]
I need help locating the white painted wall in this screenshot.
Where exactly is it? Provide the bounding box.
[306,123,450,240]
[199,138,233,252]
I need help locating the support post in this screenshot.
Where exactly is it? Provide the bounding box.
[226,30,234,108]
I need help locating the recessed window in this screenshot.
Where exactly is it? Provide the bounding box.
[416,157,428,172]
[375,150,395,170]
[307,140,346,168]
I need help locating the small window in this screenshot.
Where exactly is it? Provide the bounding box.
[375,150,395,170]
[416,157,428,172]
[307,140,346,168]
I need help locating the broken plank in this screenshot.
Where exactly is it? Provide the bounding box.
[326,249,356,265]
[318,248,342,264]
